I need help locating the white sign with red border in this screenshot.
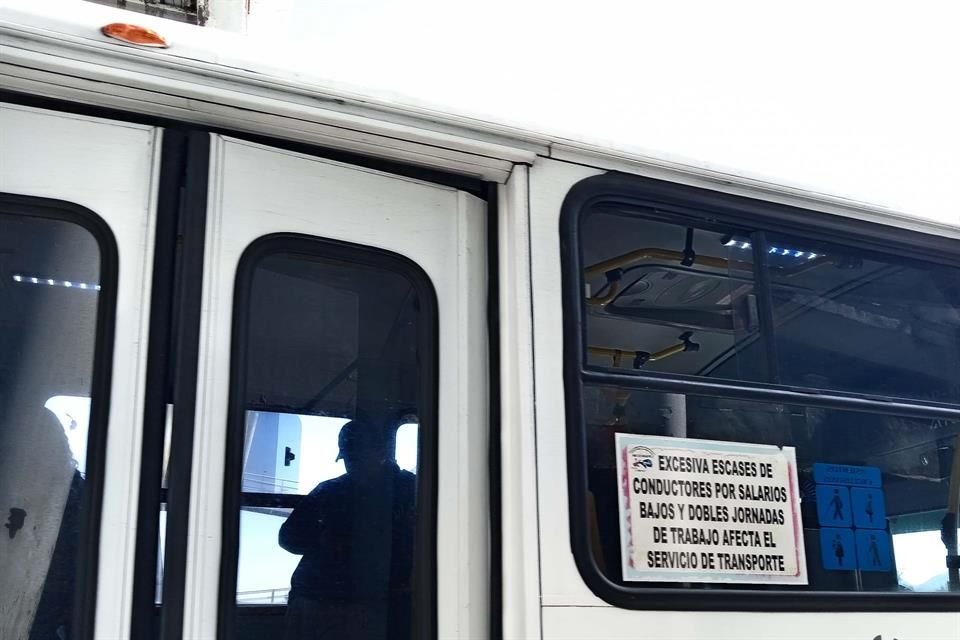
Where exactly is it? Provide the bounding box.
[616,434,807,584]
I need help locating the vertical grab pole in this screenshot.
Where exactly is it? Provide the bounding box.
[750,232,781,385]
[945,436,960,590]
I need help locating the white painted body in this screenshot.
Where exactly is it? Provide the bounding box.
[188,136,488,639]
[1,3,959,640]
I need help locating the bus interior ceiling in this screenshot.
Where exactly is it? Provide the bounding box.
[243,254,421,430]
[580,208,960,534]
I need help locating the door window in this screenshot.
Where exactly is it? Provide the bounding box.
[223,236,437,640]
[0,202,115,639]
[563,176,960,609]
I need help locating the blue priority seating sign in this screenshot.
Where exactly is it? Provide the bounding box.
[819,528,856,571]
[813,463,891,572]
[855,530,892,572]
[851,487,886,529]
[815,485,851,527]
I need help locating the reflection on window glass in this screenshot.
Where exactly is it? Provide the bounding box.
[892,530,957,592]
[154,404,173,605]
[44,395,91,476]
[242,413,419,495]
[243,413,348,495]
[236,411,421,607]
[583,384,959,592]
[229,243,431,640]
[237,507,297,604]
[764,235,960,402]
[395,423,418,473]
[0,210,103,639]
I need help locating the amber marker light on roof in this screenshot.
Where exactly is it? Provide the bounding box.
[101,23,169,48]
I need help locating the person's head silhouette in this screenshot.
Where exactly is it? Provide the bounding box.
[335,420,393,481]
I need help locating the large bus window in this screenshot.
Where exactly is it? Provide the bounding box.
[223,236,436,640]
[583,384,959,592]
[564,178,960,608]
[0,204,114,638]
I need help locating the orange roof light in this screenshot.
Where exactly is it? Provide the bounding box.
[101,23,169,48]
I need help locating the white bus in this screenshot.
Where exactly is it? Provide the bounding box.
[1,4,958,640]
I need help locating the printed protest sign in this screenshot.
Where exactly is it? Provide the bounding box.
[616,434,807,584]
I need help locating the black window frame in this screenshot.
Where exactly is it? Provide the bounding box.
[217,233,440,639]
[0,193,120,637]
[560,173,960,611]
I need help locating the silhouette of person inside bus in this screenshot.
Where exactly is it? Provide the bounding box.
[279,420,416,640]
[832,534,845,566]
[869,534,881,567]
[829,488,845,521]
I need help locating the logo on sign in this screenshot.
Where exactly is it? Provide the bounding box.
[629,446,655,471]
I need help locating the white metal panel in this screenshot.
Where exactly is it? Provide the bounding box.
[184,135,489,639]
[450,188,491,639]
[527,156,960,638]
[528,158,603,610]
[549,144,960,233]
[541,607,960,640]
[0,56,518,183]
[497,165,543,640]
[0,103,160,639]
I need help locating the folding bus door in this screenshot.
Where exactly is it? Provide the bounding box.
[0,103,160,640]
[177,136,490,640]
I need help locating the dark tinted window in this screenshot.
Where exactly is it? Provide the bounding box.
[225,238,435,640]
[0,205,111,638]
[566,179,960,606]
[582,209,960,401]
[762,235,960,400]
[583,384,959,592]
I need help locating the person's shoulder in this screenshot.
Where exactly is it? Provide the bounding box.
[394,467,417,487]
[307,473,350,496]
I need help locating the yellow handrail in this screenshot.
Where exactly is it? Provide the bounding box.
[585,247,827,307]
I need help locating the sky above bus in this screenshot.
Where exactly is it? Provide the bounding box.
[232,0,959,223]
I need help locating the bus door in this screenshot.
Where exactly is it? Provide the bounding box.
[177,135,490,640]
[0,103,160,640]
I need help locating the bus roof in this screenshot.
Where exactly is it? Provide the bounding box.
[1,2,950,229]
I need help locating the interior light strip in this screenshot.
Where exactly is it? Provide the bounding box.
[724,237,821,260]
[12,274,101,291]
[768,247,819,260]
